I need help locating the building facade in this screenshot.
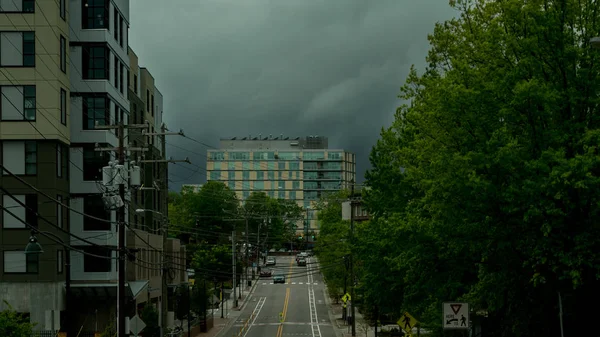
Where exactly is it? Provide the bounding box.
[206,135,356,233]
[1,0,178,334]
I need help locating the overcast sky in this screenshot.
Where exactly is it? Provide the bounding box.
[129,0,456,191]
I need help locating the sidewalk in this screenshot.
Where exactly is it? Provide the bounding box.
[192,280,259,337]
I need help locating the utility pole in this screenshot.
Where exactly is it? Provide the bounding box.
[139,123,189,336]
[350,182,356,337]
[232,230,237,307]
[245,217,250,288]
[95,121,148,337]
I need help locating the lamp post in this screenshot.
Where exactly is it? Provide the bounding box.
[135,208,169,337]
[25,230,71,337]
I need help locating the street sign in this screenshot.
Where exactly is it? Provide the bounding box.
[129,315,146,336]
[443,302,469,329]
[397,312,418,334]
[341,293,351,303]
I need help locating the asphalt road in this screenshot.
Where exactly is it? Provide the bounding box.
[224,255,335,337]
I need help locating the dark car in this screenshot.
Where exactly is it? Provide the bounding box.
[260,269,272,277]
[273,275,286,284]
[297,258,307,266]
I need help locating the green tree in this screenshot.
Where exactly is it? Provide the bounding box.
[140,305,160,337]
[0,301,35,337]
[362,0,600,336]
[192,243,233,282]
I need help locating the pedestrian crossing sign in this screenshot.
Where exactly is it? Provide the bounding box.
[398,312,418,334]
[341,293,351,303]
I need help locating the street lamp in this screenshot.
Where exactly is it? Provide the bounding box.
[591,36,600,49]
[25,231,71,337]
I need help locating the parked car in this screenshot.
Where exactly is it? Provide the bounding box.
[273,274,286,284]
[297,258,307,266]
[266,257,276,266]
[260,269,272,277]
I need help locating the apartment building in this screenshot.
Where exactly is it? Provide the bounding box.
[206,135,356,233]
[1,0,179,333]
[0,0,71,329]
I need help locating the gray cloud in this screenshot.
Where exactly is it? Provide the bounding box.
[128,0,456,190]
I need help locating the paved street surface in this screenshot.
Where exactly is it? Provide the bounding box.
[221,256,335,337]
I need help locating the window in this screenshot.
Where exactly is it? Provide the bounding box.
[0,85,36,120]
[146,90,149,111]
[278,162,286,170]
[290,191,296,200]
[230,152,250,161]
[228,181,235,190]
[82,95,108,130]
[113,8,118,40]
[242,162,250,170]
[60,88,66,125]
[1,194,37,229]
[83,246,112,272]
[119,16,124,47]
[0,0,34,12]
[278,191,285,199]
[83,194,110,230]
[82,144,109,181]
[56,195,63,228]
[60,35,66,73]
[3,251,38,273]
[56,143,68,178]
[209,171,220,180]
[208,152,224,161]
[114,56,119,89]
[82,0,108,29]
[0,32,34,66]
[134,74,138,93]
[57,249,64,274]
[254,181,264,190]
[60,0,65,20]
[82,45,109,79]
[151,95,154,116]
[253,161,261,170]
[242,171,249,180]
[24,141,36,175]
[256,171,264,179]
[292,181,300,189]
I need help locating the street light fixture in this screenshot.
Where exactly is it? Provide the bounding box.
[591,37,600,49]
[25,231,71,337]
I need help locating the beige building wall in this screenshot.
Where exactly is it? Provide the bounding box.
[0,1,70,143]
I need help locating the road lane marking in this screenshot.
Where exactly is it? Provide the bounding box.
[239,296,266,337]
[276,287,291,337]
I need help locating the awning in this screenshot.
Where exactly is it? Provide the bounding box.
[70,280,149,300]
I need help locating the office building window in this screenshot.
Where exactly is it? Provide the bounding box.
[82,145,109,181]
[292,181,300,189]
[151,95,154,116]
[208,152,224,161]
[242,171,249,180]
[2,194,36,228]
[228,181,235,190]
[0,32,34,66]
[253,161,261,170]
[267,162,275,170]
[57,249,64,274]
[60,88,67,125]
[82,95,108,130]
[146,89,149,111]
[256,171,264,180]
[114,56,119,89]
[60,35,66,73]
[254,181,264,190]
[134,74,138,93]
[230,152,250,160]
[82,45,109,79]
[278,191,285,199]
[82,0,108,29]
[60,0,66,20]
[0,85,36,121]
[3,251,38,274]
[56,143,68,178]
[209,171,220,180]
[83,195,110,231]
[119,63,124,94]
[242,191,249,199]
[268,171,274,180]
[242,162,250,170]
[289,191,296,200]
[83,246,112,272]
[278,162,286,170]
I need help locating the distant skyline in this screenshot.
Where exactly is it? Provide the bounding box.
[128,0,457,192]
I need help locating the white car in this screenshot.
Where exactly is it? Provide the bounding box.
[266,257,276,266]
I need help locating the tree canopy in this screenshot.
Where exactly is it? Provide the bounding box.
[319,0,600,336]
[0,301,35,337]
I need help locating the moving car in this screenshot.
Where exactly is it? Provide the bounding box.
[260,269,272,277]
[266,257,276,266]
[273,274,286,284]
[297,258,307,266]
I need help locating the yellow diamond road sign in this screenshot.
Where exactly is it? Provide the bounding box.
[398,312,418,334]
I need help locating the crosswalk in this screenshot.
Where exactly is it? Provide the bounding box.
[261,282,319,285]
[233,322,332,327]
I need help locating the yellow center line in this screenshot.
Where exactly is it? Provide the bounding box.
[277,258,295,337]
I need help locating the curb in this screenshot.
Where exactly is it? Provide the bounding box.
[322,276,344,337]
[237,278,260,312]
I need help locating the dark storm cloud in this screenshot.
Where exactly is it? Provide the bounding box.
[128,0,456,190]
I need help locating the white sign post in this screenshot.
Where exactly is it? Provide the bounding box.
[443,302,469,329]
